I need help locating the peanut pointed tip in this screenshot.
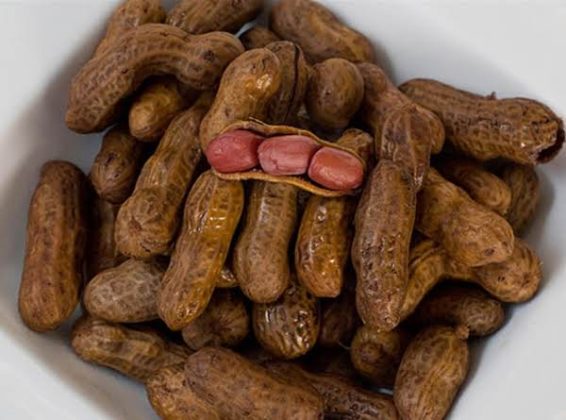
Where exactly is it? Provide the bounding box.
[455,324,470,341]
[537,126,564,163]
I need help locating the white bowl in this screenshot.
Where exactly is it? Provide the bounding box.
[1,1,565,419]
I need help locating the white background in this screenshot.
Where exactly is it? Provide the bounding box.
[0,1,565,419]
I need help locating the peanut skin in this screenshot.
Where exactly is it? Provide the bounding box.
[181,289,249,350]
[146,364,220,420]
[167,0,263,34]
[205,130,264,173]
[66,24,243,133]
[500,163,540,234]
[252,277,320,359]
[241,26,281,50]
[306,58,364,130]
[350,326,412,389]
[185,347,325,419]
[296,129,372,297]
[234,181,297,303]
[158,171,244,330]
[270,0,375,64]
[128,78,190,142]
[400,238,542,320]
[199,48,282,150]
[394,326,470,420]
[84,258,166,323]
[258,135,319,176]
[318,288,359,348]
[400,78,565,164]
[352,160,416,331]
[86,197,123,280]
[408,284,505,336]
[416,168,514,267]
[89,125,145,204]
[71,316,190,382]
[308,147,365,191]
[266,362,399,420]
[115,93,212,259]
[437,157,512,216]
[93,0,165,57]
[19,161,87,332]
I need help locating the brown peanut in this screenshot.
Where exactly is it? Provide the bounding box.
[167,0,263,34]
[71,316,190,382]
[408,284,505,336]
[185,347,325,419]
[86,197,123,280]
[394,325,469,420]
[306,58,364,130]
[270,0,375,64]
[115,93,212,259]
[234,181,297,303]
[296,129,372,297]
[19,161,87,332]
[400,238,542,320]
[199,48,282,150]
[146,364,220,420]
[90,125,145,204]
[416,168,514,267]
[400,78,565,164]
[241,26,281,50]
[66,24,244,133]
[500,163,540,234]
[128,78,190,142]
[84,258,166,323]
[215,266,239,289]
[93,0,165,57]
[437,157,512,216]
[318,288,359,348]
[181,289,249,350]
[252,276,320,359]
[350,326,412,389]
[266,362,399,420]
[352,159,416,331]
[158,171,244,330]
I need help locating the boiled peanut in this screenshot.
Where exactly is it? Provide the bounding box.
[19,161,87,332]
[400,78,565,164]
[416,168,514,267]
[318,288,359,348]
[270,0,375,63]
[89,125,145,204]
[86,197,123,279]
[146,364,220,420]
[66,24,243,133]
[350,326,412,389]
[167,0,263,34]
[84,258,166,323]
[265,41,310,124]
[185,347,325,419]
[437,157,513,216]
[308,147,365,190]
[181,289,249,350]
[205,130,264,173]
[306,58,364,130]
[71,316,190,382]
[241,25,281,50]
[252,276,320,359]
[215,266,239,289]
[115,93,212,259]
[128,78,190,142]
[394,325,469,420]
[93,0,165,57]
[158,171,244,330]
[258,135,320,176]
[408,284,505,336]
[234,181,297,303]
[352,160,416,331]
[296,129,372,297]
[400,238,542,320]
[199,48,282,150]
[266,362,399,420]
[500,163,540,234]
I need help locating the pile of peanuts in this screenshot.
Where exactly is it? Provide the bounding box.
[18,0,564,419]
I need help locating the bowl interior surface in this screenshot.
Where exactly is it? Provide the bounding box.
[0,1,565,419]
